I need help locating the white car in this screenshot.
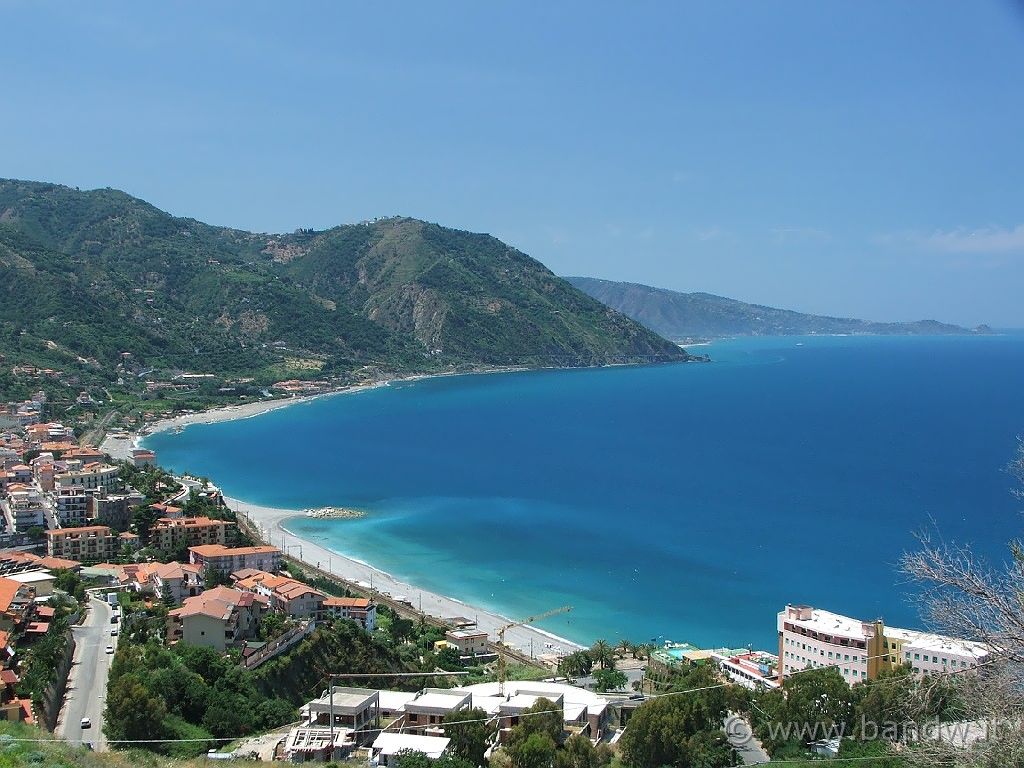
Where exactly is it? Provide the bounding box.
[110,628,118,636]
[105,645,114,654]
[80,717,91,729]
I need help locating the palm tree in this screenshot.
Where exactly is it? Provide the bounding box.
[616,639,632,659]
[590,639,614,670]
[557,650,593,682]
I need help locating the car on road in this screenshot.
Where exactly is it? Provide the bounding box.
[105,645,114,654]
[80,717,91,729]
[110,628,118,636]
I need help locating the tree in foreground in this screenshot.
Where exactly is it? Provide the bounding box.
[557,650,593,682]
[443,707,493,766]
[899,438,1024,766]
[619,665,733,768]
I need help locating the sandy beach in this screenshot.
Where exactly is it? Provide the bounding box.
[228,495,584,659]
[99,389,357,461]
[99,368,583,661]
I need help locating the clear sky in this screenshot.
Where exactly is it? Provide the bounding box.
[3,2,1023,327]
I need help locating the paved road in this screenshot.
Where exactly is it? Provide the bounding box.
[56,597,115,751]
[725,712,771,765]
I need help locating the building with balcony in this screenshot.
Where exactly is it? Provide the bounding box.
[167,586,267,651]
[233,571,325,619]
[189,544,281,575]
[778,604,989,686]
[151,516,229,553]
[54,462,120,493]
[323,596,377,632]
[2,486,46,532]
[52,486,90,526]
[45,525,116,562]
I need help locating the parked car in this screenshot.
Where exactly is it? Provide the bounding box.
[110,628,118,636]
[80,717,91,729]
[105,645,114,654]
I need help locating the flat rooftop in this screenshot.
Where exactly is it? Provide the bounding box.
[409,691,470,711]
[781,607,873,640]
[309,687,378,710]
[886,627,989,658]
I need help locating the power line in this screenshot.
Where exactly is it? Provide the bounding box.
[49,654,1000,749]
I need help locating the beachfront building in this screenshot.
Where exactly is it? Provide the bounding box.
[188,544,281,575]
[445,629,489,661]
[714,650,780,690]
[130,448,156,468]
[777,604,990,685]
[151,516,229,553]
[323,596,377,631]
[45,525,116,562]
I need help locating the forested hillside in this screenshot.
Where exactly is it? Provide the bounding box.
[0,180,688,390]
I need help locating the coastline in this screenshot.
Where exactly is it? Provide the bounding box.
[227,495,585,658]
[101,365,544,462]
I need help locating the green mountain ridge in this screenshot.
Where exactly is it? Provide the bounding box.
[566,276,989,341]
[0,180,688,387]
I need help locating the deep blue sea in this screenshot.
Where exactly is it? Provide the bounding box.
[145,335,1024,651]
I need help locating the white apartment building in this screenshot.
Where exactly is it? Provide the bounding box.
[884,627,989,676]
[52,486,90,526]
[778,604,989,686]
[55,462,120,492]
[778,605,881,684]
[2,487,47,532]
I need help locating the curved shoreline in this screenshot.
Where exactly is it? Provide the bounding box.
[228,495,584,657]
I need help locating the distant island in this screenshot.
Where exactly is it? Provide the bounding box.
[566,276,991,342]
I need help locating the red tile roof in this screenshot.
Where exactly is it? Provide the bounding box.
[0,579,24,614]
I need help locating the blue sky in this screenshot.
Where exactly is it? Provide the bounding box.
[2,2,1023,326]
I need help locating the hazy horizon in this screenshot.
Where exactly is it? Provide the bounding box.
[3,2,1022,326]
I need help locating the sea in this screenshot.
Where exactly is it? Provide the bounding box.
[144,335,1024,651]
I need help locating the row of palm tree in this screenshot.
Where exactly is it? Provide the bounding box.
[556,639,659,682]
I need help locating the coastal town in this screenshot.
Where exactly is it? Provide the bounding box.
[0,390,996,765]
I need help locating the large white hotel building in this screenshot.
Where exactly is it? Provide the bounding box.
[778,604,989,686]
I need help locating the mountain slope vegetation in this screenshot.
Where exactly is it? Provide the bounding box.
[0,180,688,386]
[566,277,985,341]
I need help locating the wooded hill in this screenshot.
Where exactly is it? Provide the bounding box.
[0,180,689,387]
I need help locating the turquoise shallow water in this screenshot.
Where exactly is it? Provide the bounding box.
[146,335,1024,650]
